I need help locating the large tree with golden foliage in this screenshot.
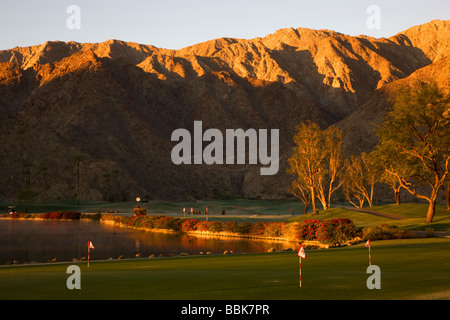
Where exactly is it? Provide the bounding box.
[287,121,343,213]
[375,82,450,223]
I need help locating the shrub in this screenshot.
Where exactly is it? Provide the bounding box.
[235,222,253,235]
[41,211,61,219]
[101,214,124,223]
[10,212,28,219]
[208,221,223,233]
[281,222,301,240]
[362,224,410,240]
[81,213,102,220]
[131,215,145,227]
[166,217,183,231]
[149,215,182,230]
[180,219,200,232]
[315,219,359,245]
[425,227,435,238]
[195,221,210,232]
[133,207,146,216]
[251,222,268,236]
[40,211,81,220]
[62,211,81,220]
[297,220,322,241]
[223,221,238,233]
[263,222,286,238]
[298,219,361,245]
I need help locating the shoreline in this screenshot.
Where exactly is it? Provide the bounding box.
[100,218,299,243]
[99,218,343,249]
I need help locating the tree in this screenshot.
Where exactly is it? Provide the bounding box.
[287,122,324,214]
[382,170,403,206]
[342,154,367,208]
[342,152,381,208]
[362,151,383,207]
[287,121,344,213]
[376,82,450,223]
[371,142,409,205]
[288,177,311,215]
[316,125,344,210]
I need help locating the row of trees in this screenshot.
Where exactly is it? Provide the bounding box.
[288,82,449,223]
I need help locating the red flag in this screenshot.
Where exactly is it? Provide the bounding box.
[297,245,306,259]
[365,239,370,247]
[88,240,95,249]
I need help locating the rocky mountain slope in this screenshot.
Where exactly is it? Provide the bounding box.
[0,20,448,202]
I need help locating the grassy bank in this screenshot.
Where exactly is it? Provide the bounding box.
[289,204,450,231]
[0,237,449,300]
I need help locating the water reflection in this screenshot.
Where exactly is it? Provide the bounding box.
[0,220,290,264]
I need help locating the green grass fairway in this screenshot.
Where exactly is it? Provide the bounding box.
[1,237,449,300]
[289,204,450,231]
[370,203,450,231]
[0,199,304,217]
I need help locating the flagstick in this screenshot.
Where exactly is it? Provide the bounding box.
[368,244,371,266]
[299,256,302,288]
[88,246,90,268]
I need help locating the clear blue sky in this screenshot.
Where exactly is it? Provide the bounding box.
[0,0,448,51]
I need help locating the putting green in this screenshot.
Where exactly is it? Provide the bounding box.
[0,237,449,300]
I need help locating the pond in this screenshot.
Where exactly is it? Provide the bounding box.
[0,219,290,265]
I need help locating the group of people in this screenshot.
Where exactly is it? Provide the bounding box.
[181,208,226,215]
[182,207,209,215]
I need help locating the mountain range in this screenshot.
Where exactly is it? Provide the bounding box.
[0,19,449,202]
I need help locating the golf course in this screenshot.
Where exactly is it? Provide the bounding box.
[0,200,449,301]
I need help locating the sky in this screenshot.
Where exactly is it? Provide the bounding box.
[0,0,449,51]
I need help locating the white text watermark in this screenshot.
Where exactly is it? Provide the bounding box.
[66,5,81,30]
[171,121,279,175]
[366,5,381,30]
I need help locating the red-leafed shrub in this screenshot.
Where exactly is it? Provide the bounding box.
[250,222,268,236]
[152,215,183,230]
[207,221,223,233]
[10,212,28,219]
[298,219,360,245]
[222,221,238,233]
[297,220,322,241]
[180,219,200,232]
[40,211,81,220]
[61,211,81,220]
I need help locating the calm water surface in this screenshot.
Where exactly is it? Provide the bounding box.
[0,219,289,264]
